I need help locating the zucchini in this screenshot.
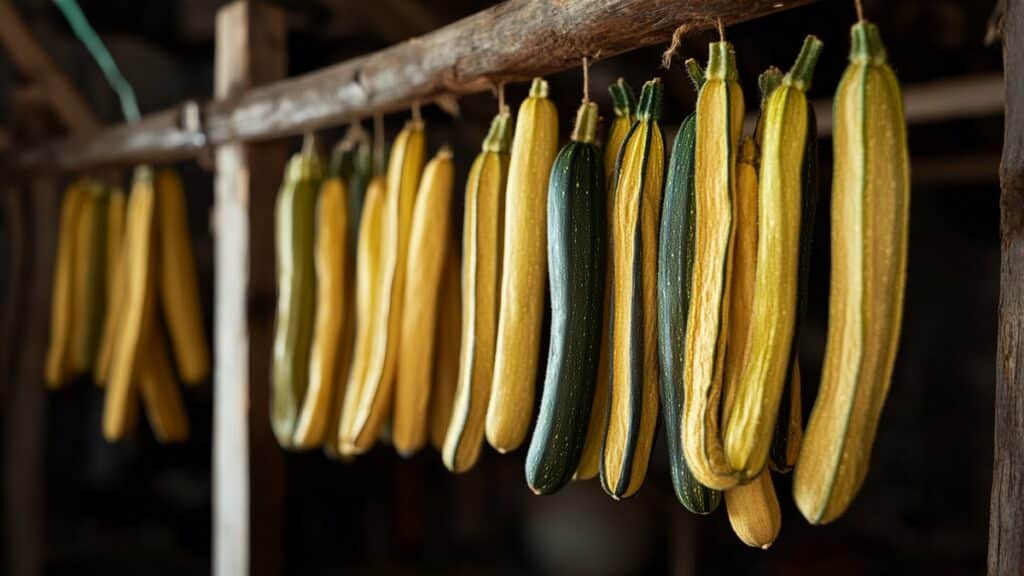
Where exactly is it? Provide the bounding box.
[600,79,664,500]
[658,107,721,514]
[526,101,605,495]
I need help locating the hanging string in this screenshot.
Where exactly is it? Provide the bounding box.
[497,82,507,114]
[412,101,422,124]
[717,18,726,41]
[661,17,714,69]
[302,132,316,156]
[53,0,140,122]
[854,0,865,21]
[582,56,590,103]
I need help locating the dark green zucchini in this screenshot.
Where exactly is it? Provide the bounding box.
[525,101,606,495]
[770,107,819,472]
[658,111,722,514]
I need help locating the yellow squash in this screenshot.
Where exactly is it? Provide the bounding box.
[576,78,636,481]
[334,175,387,457]
[601,79,664,500]
[45,181,87,387]
[724,36,822,481]
[339,119,425,454]
[444,112,511,473]
[138,317,190,444]
[293,173,348,449]
[721,137,782,549]
[682,41,745,491]
[795,22,909,525]
[394,147,455,455]
[95,187,126,386]
[69,183,108,375]
[488,78,559,453]
[103,168,157,441]
[156,170,209,385]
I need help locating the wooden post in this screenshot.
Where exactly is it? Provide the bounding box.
[212,2,287,576]
[990,0,1024,574]
[2,179,57,576]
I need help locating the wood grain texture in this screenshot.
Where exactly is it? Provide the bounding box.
[16,0,813,171]
[212,3,287,576]
[990,0,1024,574]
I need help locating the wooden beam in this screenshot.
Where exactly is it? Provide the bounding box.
[212,2,287,576]
[989,0,1024,574]
[15,0,815,171]
[16,103,205,169]
[0,0,99,135]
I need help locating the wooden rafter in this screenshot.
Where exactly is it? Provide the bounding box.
[0,0,99,135]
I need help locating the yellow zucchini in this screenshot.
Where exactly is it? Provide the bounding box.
[45,181,87,387]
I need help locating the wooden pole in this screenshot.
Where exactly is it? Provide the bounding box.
[212,2,287,576]
[2,179,56,576]
[990,0,1024,574]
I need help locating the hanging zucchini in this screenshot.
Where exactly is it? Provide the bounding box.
[334,174,387,457]
[720,136,783,549]
[103,168,157,441]
[526,100,605,495]
[488,78,560,453]
[292,163,348,449]
[394,147,456,456]
[682,40,745,491]
[795,21,909,525]
[340,118,426,454]
[95,186,126,387]
[723,36,823,481]
[430,240,462,452]
[69,182,108,375]
[138,315,190,444]
[771,103,819,473]
[156,170,209,386]
[659,63,723,512]
[601,79,664,500]
[270,144,321,449]
[576,78,636,482]
[444,111,511,473]
[45,181,87,387]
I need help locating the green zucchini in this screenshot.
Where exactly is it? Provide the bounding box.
[770,106,819,472]
[271,144,321,448]
[526,101,606,495]
[658,109,721,514]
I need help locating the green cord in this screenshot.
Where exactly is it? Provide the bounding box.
[52,0,140,122]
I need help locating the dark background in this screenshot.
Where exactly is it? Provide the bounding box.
[0,0,1004,574]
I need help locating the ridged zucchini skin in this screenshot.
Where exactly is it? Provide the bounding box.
[526,102,605,495]
[658,112,721,514]
[600,79,664,500]
[795,22,910,525]
[770,107,818,472]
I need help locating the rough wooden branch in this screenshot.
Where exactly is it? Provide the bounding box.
[204,0,815,142]
[989,1,1024,575]
[14,0,813,171]
[0,0,99,134]
[16,103,205,169]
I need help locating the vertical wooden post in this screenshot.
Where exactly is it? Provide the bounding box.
[990,1,1024,574]
[212,2,287,576]
[2,180,56,576]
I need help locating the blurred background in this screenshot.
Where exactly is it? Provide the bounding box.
[0,0,1005,574]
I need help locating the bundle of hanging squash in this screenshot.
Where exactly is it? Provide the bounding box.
[46,166,209,444]
[261,16,908,547]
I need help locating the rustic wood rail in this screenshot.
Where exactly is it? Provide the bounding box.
[13,0,825,171]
